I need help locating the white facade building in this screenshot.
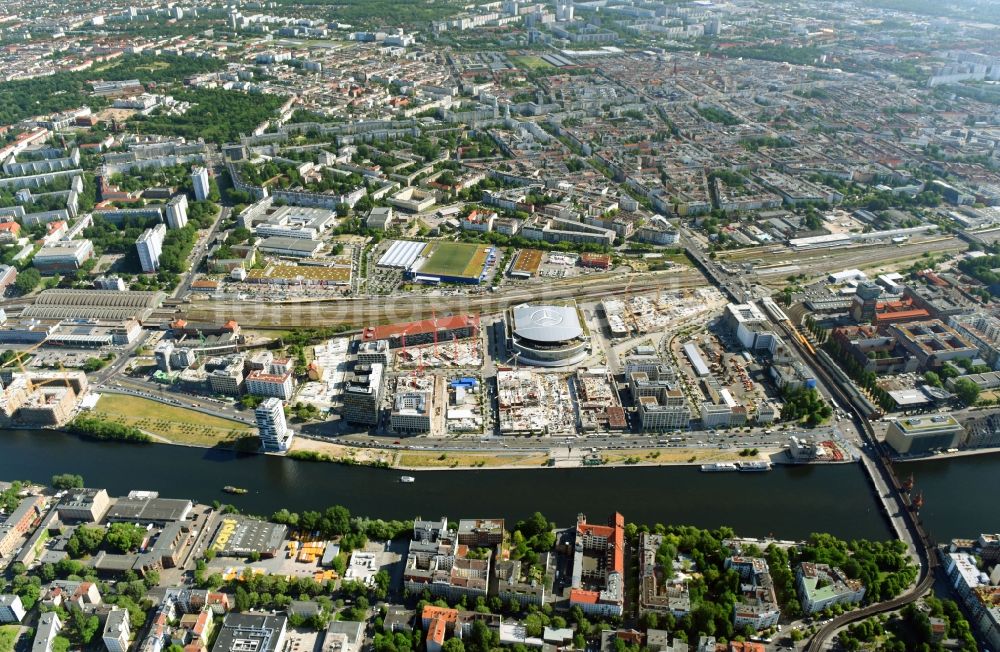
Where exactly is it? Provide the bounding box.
[165,194,188,229]
[136,223,166,273]
[191,167,211,201]
[0,594,26,623]
[102,607,130,652]
[255,397,293,452]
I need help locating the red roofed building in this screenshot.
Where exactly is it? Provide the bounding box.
[179,610,214,643]
[0,221,21,243]
[729,642,766,652]
[873,299,930,326]
[579,253,612,270]
[568,513,625,617]
[170,319,241,338]
[421,606,457,652]
[190,280,220,293]
[361,314,480,349]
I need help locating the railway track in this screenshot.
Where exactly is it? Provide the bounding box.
[183,269,712,328]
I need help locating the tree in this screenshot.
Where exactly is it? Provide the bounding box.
[67,525,106,558]
[373,570,390,599]
[51,473,84,489]
[953,378,980,406]
[55,558,83,577]
[516,512,550,539]
[105,522,146,553]
[14,268,41,294]
[143,570,161,589]
[524,613,545,638]
[70,610,101,644]
[235,586,252,612]
[323,505,352,535]
[468,619,496,652]
[441,638,465,652]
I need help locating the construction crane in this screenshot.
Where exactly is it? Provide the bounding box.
[2,337,75,401]
[415,330,426,379]
[623,273,640,335]
[431,308,439,360]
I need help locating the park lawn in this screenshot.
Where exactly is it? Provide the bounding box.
[398,451,549,468]
[663,252,693,266]
[0,626,20,652]
[92,394,254,447]
[512,55,555,70]
[133,61,170,72]
[600,447,762,465]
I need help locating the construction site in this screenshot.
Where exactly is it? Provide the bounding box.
[446,376,485,433]
[496,368,576,435]
[574,368,627,432]
[296,338,350,410]
[395,338,483,370]
[602,287,726,338]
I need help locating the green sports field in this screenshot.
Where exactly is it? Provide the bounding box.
[512,55,555,70]
[416,242,491,280]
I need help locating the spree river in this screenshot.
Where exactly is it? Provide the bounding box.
[0,428,991,541]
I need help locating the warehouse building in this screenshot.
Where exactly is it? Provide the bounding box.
[256,237,324,258]
[105,493,192,525]
[208,516,287,558]
[21,290,165,322]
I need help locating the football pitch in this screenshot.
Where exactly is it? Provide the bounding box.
[417,241,491,280]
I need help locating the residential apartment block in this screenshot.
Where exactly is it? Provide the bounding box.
[638,533,691,619]
[725,557,781,630]
[567,513,625,618]
[136,223,167,273]
[795,563,865,614]
[403,517,490,601]
[342,363,384,425]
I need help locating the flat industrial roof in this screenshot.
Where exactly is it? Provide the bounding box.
[247,264,351,282]
[894,415,961,432]
[258,237,324,253]
[377,240,427,269]
[209,515,287,556]
[106,496,192,523]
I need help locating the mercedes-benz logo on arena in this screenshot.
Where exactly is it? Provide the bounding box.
[531,308,564,327]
